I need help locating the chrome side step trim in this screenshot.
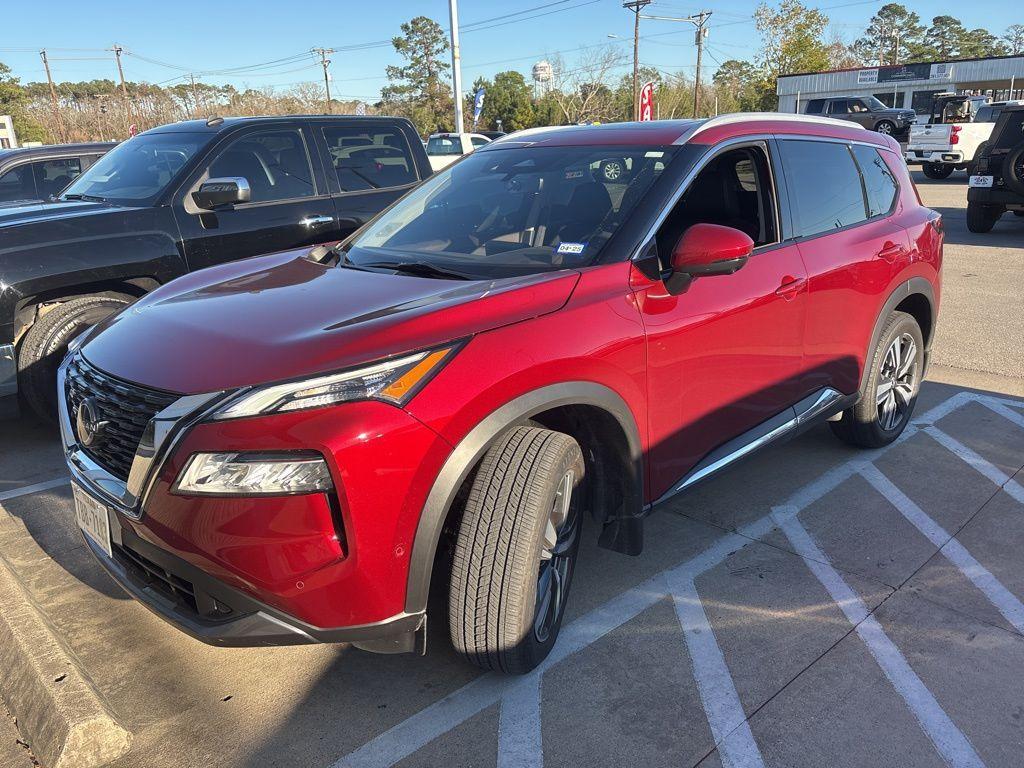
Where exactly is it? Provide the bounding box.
[655,387,847,505]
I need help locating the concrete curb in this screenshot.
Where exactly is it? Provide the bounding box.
[0,550,131,768]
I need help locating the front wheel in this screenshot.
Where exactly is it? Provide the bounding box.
[830,311,923,449]
[874,120,895,136]
[966,201,1002,233]
[449,426,585,674]
[922,162,954,180]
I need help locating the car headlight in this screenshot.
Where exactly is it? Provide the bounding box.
[173,451,332,496]
[213,344,459,420]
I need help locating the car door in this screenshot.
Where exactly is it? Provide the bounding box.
[174,124,338,271]
[777,138,908,398]
[317,121,423,239]
[636,141,808,500]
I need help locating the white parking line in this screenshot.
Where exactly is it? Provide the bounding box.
[670,575,765,768]
[923,426,1024,504]
[0,476,70,503]
[332,391,1019,768]
[862,464,1024,635]
[497,675,542,768]
[774,507,986,768]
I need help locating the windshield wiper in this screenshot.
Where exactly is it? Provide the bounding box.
[361,260,473,280]
[61,193,106,203]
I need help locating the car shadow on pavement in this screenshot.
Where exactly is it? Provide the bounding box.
[928,205,1024,247]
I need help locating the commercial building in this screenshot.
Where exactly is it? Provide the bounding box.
[0,115,16,149]
[778,55,1024,115]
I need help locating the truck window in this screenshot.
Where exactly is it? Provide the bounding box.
[32,158,82,199]
[805,99,825,114]
[208,129,315,203]
[322,125,418,191]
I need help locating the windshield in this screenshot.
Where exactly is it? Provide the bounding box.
[426,136,464,156]
[345,144,677,279]
[61,132,208,204]
[864,96,889,111]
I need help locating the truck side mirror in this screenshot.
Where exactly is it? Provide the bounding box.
[192,177,251,210]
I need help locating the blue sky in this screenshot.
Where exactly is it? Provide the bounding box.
[1,0,1020,100]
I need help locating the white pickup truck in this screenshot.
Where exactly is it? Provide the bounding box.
[425,132,492,172]
[906,97,1020,179]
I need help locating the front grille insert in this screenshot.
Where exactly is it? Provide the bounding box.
[65,356,179,482]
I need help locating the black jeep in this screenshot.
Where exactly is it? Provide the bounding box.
[967,104,1024,233]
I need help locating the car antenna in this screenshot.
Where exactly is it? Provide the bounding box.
[206,116,225,127]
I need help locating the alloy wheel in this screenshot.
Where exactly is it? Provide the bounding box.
[876,333,918,431]
[603,162,622,181]
[876,122,893,135]
[534,470,579,643]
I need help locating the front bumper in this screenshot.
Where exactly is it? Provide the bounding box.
[82,503,424,652]
[905,149,965,164]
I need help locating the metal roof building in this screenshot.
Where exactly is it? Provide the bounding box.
[777,55,1024,116]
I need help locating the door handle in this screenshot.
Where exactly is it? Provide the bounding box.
[775,275,806,300]
[876,242,906,263]
[300,215,334,228]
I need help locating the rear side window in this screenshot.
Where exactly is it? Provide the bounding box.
[32,157,82,199]
[779,140,866,237]
[851,145,898,217]
[323,125,418,191]
[805,99,825,114]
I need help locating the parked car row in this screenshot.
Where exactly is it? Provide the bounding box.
[49,112,942,674]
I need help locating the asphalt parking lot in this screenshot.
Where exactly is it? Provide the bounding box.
[1,171,1022,768]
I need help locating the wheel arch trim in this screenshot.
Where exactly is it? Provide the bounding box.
[404,381,643,615]
[859,277,936,394]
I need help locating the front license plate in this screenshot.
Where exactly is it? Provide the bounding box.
[969,175,994,188]
[73,483,112,558]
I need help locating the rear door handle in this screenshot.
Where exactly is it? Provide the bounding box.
[775,275,806,300]
[300,215,334,228]
[876,242,906,263]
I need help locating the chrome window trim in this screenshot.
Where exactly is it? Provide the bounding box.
[58,353,226,520]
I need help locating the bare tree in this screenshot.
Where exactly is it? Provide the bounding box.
[547,48,625,124]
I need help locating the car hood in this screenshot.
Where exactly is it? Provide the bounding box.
[81,249,581,395]
[0,199,131,227]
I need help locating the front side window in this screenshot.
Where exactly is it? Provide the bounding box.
[0,164,37,203]
[779,140,867,237]
[32,157,82,199]
[62,132,207,204]
[208,129,314,203]
[323,125,417,191]
[848,100,868,113]
[345,145,676,279]
[852,145,898,218]
[656,145,778,261]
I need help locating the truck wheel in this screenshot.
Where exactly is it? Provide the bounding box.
[830,311,923,449]
[922,162,954,180]
[966,201,1002,233]
[17,296,129,421]
[1003,143,1024,196]
[449,426,585,674]
[874,120,895,135]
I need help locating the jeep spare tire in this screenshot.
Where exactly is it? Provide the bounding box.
[1002,142,1024,197]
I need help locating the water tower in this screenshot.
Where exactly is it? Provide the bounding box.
[532,60,553,98]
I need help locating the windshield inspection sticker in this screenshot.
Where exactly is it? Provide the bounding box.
[565,169,585,179]
[557,242,586,255]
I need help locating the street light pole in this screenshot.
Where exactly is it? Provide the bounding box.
[449,0,465,133]
[623,1,652,121]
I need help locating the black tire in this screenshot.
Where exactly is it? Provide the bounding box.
[874,120,896,136]
[922,162,954,180]
[449,426,585,674]
[830,311,924,449]
[1003,142,1024,196]
[17,296,128,421]
[966,201,1002,233]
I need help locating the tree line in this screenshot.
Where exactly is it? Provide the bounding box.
[1,3,1022,144]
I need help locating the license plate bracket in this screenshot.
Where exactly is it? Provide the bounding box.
[73,483,113,559]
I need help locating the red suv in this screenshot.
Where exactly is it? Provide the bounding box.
[61,114,941,674]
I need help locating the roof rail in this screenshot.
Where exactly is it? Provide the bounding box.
[676,112,865,143]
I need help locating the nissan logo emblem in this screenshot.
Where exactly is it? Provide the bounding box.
[76,398,109,447]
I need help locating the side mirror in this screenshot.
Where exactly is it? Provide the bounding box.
[192,177,250,210]
[664,223,754,295]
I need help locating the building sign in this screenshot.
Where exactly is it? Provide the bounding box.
[878,63,933,82]
[930,63,954,80]
[857,69,879,84]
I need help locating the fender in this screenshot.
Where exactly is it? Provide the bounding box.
[858,276,936,395]
[404,381,643,615]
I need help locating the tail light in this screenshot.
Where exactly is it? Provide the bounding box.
[950,125,961,145]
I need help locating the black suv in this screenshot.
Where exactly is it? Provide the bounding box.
[0,115,431,419]
[967,104,1024,232]
[0,143,115,205]
[804,96,917,137]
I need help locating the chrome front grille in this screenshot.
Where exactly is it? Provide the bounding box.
[64,356,179,482]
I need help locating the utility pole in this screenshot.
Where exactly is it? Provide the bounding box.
[39,50,66,142]
[313,48,334,113]
[640,10,712,118]
[623,0,652,121]
[449,0,465,133]
[189,73,201,118]
[110,44,131,133]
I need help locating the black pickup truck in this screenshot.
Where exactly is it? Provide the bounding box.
[0,115,431,419]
